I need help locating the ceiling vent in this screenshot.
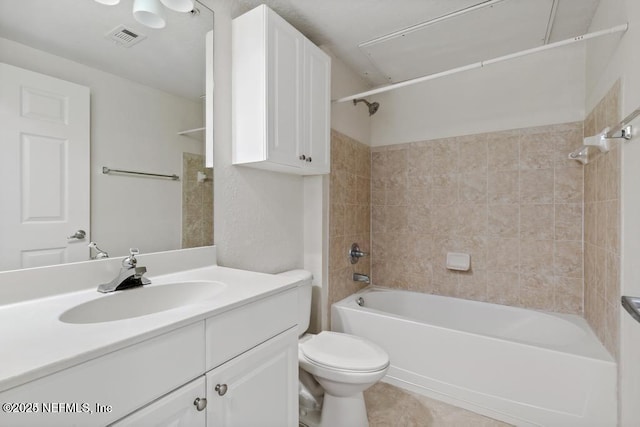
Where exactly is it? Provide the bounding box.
[105,25,147,48]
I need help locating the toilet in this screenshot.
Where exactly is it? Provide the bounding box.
[279,270,389,427]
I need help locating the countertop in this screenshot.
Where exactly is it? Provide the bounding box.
[0,265,302,394]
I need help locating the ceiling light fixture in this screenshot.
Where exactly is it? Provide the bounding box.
[160,0,195,13]
[133,0,167,29]
[94,0,196,29]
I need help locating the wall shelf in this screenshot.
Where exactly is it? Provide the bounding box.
[177,127,205,141]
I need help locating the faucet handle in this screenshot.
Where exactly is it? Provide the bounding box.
[349,243,369,264]
[122,248,140,268]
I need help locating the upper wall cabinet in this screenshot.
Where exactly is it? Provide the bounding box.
[232,5,331,175]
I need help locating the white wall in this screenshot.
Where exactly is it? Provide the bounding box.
[586,0,640,117]
[585,1,640,425]
[620,114,640,427]
[325,48,372,145]
[0,37,203,259]
[205,0,304,273]
[369,44,586,146]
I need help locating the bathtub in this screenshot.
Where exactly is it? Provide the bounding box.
[331,287,616,427]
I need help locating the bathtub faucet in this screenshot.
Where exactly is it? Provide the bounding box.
[353,273,370,284]
[349,243,369,264]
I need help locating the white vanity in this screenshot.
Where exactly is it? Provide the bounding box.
[0,247,300,426]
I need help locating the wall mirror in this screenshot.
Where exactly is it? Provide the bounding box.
[0,0,214,272]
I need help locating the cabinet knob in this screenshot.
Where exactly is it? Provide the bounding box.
[306,157,312,163]
[193,397,207,411]
[299,154,306,161]
[215,384,228,396]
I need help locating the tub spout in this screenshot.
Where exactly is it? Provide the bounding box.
[353,273,370,284]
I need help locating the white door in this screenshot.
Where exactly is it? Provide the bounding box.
[206,328,298,427]
[0,63,90,270]
[111,377,207,427]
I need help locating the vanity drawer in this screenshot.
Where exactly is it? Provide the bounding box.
[206,288,297,370]
[0,322,205,427]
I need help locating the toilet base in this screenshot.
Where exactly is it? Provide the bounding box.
[320,391,368,427]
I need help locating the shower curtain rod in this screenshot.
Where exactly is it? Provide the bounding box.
[335,23,629,103]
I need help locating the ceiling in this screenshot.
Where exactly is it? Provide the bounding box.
[0,0,601,97]
[231,0,601,87]
[0,0,213,100]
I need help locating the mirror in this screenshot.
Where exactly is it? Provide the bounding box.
[0,0,214,271]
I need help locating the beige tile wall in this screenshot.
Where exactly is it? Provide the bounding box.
[584,80,621,359]
[328,130,371,314]
[182,153,214,248]
[371,122,584,314]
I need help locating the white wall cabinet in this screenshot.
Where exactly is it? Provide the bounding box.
[232,5,331,175]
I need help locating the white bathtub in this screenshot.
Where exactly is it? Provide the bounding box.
[331,286,616,427]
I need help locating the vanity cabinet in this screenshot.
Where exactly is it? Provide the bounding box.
[111,377,206,427]
[0,289,298,427]
[232,5,331,175]
[114,328,297,427]
[206,327,298,427]
[0,322,206,427]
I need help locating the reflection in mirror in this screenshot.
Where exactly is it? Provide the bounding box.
[0,0,214,271]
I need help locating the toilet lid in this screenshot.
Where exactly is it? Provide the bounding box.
[301,332,389,372]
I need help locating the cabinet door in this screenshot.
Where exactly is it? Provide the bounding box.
[111,377,206,427]
[302,40,331,174]
[266,10,303,168]
[206,327,298,427]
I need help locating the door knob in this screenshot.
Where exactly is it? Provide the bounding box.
[67,230,86,240]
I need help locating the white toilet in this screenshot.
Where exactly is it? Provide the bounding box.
[280,270,389,427]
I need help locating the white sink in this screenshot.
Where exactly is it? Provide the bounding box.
[59,281,226,324]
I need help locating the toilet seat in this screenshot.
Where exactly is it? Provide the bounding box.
[300,331,389,372]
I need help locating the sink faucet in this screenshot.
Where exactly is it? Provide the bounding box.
[353,273,370,284]
[88,241,109,259]
[97,248,151,293]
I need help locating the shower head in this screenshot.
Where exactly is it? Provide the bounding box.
[353,98,380,116]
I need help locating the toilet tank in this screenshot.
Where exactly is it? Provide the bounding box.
[277,270,313,336]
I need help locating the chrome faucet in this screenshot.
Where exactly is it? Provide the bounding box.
[88,241,109,259]
[97,248,151,293]
[353,273,370,284]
